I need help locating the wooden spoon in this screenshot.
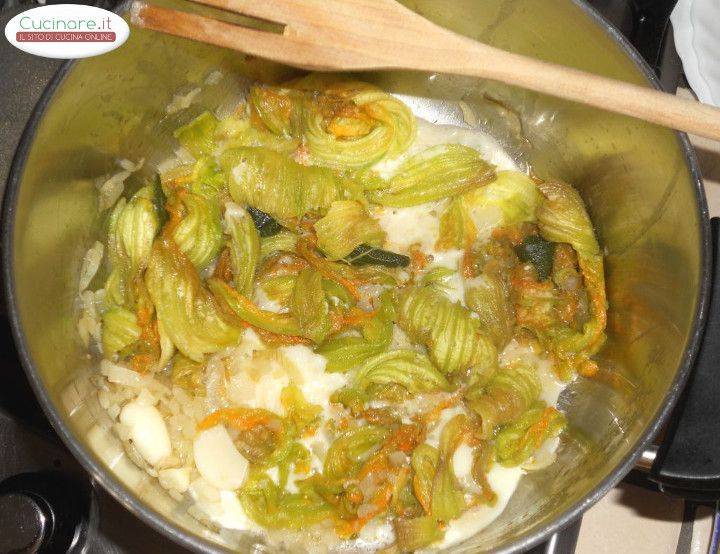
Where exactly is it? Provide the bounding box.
[131,0,720,141]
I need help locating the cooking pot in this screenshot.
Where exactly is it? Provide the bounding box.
[3,0,717,552]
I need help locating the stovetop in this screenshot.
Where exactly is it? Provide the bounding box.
[0,1,693,552]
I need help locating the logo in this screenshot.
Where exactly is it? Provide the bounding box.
[4,4,129,59]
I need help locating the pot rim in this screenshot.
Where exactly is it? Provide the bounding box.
[1,1,711,552]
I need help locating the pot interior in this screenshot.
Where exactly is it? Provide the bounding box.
[6,0,706,551]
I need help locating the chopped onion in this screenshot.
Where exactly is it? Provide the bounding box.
[101,360,144,387]
[166,87,201,114]
[204,70,223,85]
[159,467,191,493]
[100,360,170,395]
[97,158,144,211]
[458,100,478,127]
[118,158,143,172]
[78,241,104,292]
[77,289,102,348]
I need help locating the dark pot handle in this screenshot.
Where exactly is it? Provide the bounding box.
[649,217,720,501]
[0,471,97,553]
[630,0,679,79]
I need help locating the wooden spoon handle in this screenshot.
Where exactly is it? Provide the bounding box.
[405,37,720,141]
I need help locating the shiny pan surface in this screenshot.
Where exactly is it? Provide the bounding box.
[2,0,710,551]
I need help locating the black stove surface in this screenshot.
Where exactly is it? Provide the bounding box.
[0,1,686,552]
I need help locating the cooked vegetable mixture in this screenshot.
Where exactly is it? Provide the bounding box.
[80,74,607,552]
